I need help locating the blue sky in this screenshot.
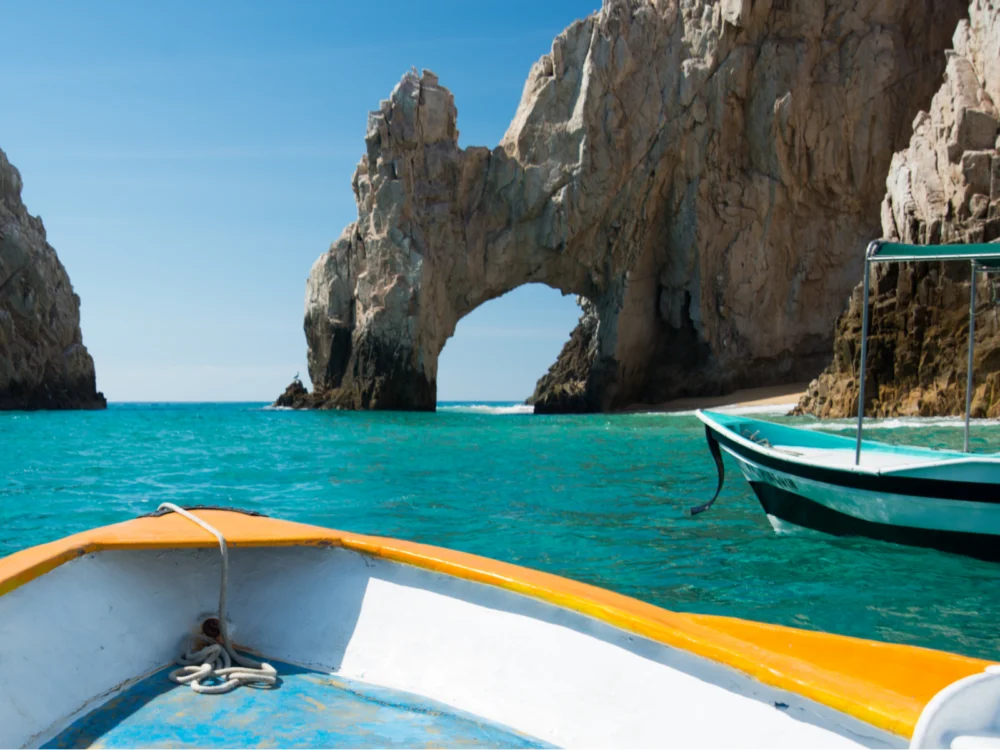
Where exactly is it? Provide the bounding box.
[1,0,599,402]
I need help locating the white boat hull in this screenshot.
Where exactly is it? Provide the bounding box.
[725,447,1000,536]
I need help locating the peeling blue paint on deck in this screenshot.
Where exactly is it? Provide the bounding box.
[44,662,549,748]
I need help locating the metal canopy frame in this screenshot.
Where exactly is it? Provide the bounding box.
[855,240,1000,465]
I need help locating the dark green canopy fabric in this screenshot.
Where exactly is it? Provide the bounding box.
[870,241,1000,266]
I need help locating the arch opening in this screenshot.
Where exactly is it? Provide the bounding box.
[436,284,585,406]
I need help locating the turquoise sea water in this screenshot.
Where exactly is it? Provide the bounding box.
[2,402,999,660]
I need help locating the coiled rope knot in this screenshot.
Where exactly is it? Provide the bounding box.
[157,502,279,695]
[169,640,277,694]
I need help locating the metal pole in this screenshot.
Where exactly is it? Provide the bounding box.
[855,259,872,466]
[965,261,977,453]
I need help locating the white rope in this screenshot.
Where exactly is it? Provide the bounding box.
[157,502,278,694]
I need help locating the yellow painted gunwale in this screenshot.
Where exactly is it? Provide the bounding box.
[0,510,989,739]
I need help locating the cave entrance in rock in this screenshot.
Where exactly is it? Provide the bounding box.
[436,284,583,406]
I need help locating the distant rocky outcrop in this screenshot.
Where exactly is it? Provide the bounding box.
[0,148,104,410]
[284,0,963,412]
[798,3,1000,419]
[274,377,310,409]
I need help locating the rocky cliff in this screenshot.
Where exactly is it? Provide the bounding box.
[287,0,963,412]
[0,149,104,410]
[526,299,598,414]
[798,2,1000,419]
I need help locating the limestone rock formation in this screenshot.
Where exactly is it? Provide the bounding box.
[0,148,104,410]
[798,2,1000,419]
[527,299,598,414]
[287,0,962,412]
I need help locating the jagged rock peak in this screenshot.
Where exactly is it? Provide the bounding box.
[798,1,1000,419]
[0,148,105,410]
[284,0,964,412]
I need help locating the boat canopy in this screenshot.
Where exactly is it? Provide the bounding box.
[856,239,1000,464]
[867,241,1000,266]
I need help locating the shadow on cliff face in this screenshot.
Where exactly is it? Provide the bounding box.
[280,0,967,413]
[798,4,1000,419]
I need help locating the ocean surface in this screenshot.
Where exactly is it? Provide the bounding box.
[2,401,999,660]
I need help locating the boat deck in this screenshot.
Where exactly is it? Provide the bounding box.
[770,445,934,470]
[43,662,547,749]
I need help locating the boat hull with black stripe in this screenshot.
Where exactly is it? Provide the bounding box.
[695,410,1000,561]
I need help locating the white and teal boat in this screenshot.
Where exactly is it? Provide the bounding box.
[695,240,1000,561]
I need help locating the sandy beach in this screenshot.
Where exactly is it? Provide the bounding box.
[623,382,807,414]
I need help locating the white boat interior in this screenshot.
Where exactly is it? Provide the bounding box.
[769,444,1000,478]
[3,510,996,749]
[2,544,906,749]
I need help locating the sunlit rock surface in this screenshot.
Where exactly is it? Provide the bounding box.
[0,148,104,411]
[287,0,962,412]
[798,2,1000,419]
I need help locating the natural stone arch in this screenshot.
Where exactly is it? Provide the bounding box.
[302,68,616,411]
[302,39,690,413]
[290,0,963,413]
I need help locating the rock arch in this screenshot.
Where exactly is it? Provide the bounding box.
[290,0,964,412]
[302,67,614,411]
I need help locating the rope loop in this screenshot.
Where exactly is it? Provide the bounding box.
[157,502,278,694]
[169,640,277,694]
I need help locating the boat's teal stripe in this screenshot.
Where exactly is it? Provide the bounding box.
[701,410,966,458]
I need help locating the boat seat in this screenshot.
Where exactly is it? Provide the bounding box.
[911,667,1000,749]
[770,445,805,457]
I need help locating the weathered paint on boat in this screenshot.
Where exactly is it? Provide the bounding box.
[44,664,549,749]
[0,510,991,747]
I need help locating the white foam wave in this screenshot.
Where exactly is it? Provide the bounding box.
[627,402,797,417]
[439,403,535,415]
[637,409,698,417]
[716,402,798,416]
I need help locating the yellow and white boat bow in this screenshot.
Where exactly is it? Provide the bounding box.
[0,508,994,748]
